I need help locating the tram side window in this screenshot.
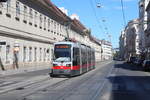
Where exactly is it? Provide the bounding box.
[73,48,79,66]
[82,48,86,65]
[90,50,92,64]
[85,49,88,65]
[81,48,84,66]
[88,49,90,65]
[91,51,93,63]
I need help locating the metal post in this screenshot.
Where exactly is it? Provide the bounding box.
[65,24,70,40]
[64,19,72,41]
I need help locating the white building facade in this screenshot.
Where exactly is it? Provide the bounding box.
[0,0,102,71]
[101,40,112,60]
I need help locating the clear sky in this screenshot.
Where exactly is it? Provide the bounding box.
[51,0,139,48]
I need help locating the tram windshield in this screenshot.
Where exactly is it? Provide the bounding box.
[54,44,71,62]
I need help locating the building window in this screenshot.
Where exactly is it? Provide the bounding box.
[44,48,46,61]
[60,25,62,32]
[47,49,50,61]
[34,47,37,61]
[48,19,50,31]
[39,48,42,61]
[16,1,20,19]
[0,46,2,52]
[44,16,46,30]
[6,45,10,63]
[29,47,32,62]
[39,14,42,28]
[34,11,37,26]
[0,2,3,14]
[23,5,27,23]
[29,8,33,24]
[51,20,53,31]
[57,23,59,33]
[7,0,11,12]
[54,21,56,30]
[23,46,27,62]
[6,0,11,17]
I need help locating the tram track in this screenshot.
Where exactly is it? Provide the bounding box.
[0,77,72,100]
[19,72,97,100]
[20,78,70,97]
[36,61,114,100]
[0,75,51,95]
[90,65,115,100]
[0,61,113,100]
[21,62,112,100]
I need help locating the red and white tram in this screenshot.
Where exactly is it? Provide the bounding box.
[50,41,95,77]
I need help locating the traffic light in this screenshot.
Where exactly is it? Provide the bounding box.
[0,0,7,2]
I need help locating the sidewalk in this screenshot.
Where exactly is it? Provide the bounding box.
[0,65,51,76]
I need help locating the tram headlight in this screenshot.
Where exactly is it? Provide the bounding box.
[66,64,71,67]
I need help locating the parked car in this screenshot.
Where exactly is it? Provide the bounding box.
[142,60,150,71]
[134,59,144,66]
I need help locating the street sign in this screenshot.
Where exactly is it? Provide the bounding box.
[0,0,7,2]
[0,42,6,45]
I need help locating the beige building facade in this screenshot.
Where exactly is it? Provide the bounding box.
[119,19,140,60]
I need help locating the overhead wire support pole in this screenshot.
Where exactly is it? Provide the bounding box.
[63,19,72,41]
[121,0,127,27]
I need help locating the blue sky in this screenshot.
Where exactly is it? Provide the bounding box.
[51,0,139,48]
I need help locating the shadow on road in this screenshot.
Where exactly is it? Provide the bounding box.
[106,62,150,100]
[107,75,150,100]
[114,62,143,71]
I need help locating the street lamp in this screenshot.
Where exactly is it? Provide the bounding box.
[97,3,103,8]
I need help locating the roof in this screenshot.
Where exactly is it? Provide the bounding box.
[89,36,101,46]
[37,0,69,22]
[37,0,89,36]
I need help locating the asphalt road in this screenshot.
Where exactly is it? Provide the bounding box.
[101,61,150,100]
[0,61,150,100]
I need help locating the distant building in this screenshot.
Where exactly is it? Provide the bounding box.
[101,40,112,60]
[145,0,150,59]
[119,19,140,60]
[139,0,146,53]
[119,30,126,59]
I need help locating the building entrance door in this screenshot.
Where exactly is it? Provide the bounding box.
[13,51,19,69]
[0,46,5,70]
